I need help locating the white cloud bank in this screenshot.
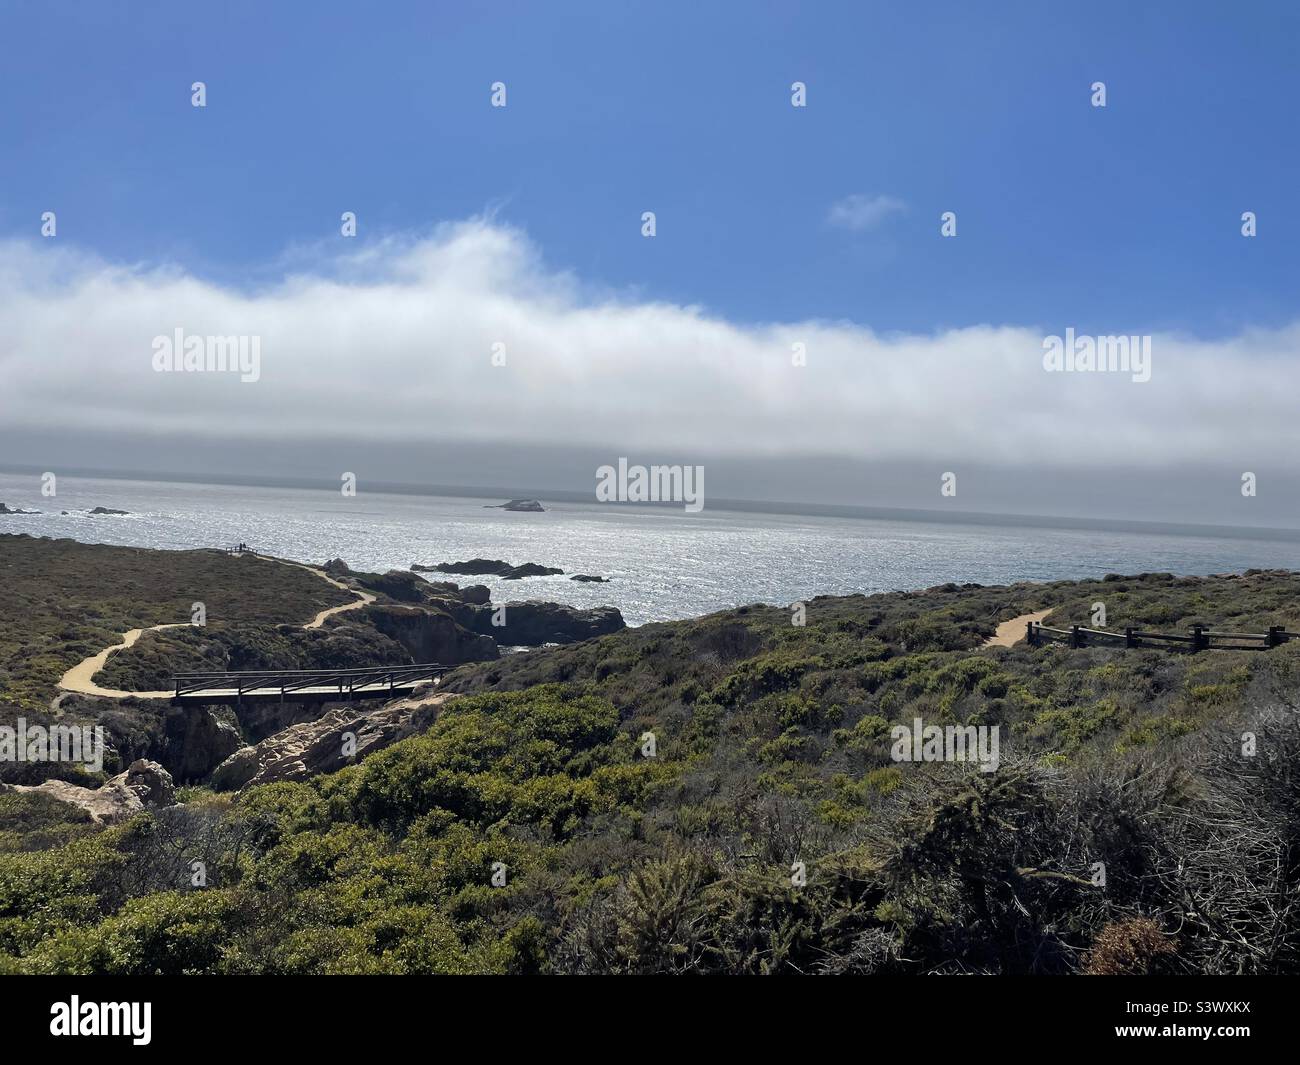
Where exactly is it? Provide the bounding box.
[0,219,1296,469]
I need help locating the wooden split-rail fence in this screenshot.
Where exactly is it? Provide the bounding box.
[1027,621,1299,653]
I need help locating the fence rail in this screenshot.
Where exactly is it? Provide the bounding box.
[1027,622,1295,652]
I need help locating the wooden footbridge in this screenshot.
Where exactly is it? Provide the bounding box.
[170,664,449,706]
[1027,622,1299,652]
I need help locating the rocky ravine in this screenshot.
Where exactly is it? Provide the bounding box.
[193,563,621,787]
[38,555,625,801]
[212,690,454,791]
[5,691,459,810]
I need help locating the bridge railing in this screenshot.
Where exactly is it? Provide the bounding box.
[173,663,449,698]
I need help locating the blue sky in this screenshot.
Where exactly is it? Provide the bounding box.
[3,0,1297,338]
[3,1,1300,527]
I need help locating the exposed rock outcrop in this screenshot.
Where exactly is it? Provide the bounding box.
[503,563,563,580]
[0,503,40,514]
[322,558,354,578]
[428,558,515,576]
[570,574,609,583]
[363,603,499,663]
[415,581,490,607]
[211,693,453,790]
[483,499,545,512]
[358,569,434,602]
[459,600,624,645]
[5,759,176,824]
[427,558,563,579]
[88,507,129,515]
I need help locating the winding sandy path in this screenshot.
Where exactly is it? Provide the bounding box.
[56,624,190,700]
[258,556,376,629]
[984,609,1052,648]
[53,554,375,705]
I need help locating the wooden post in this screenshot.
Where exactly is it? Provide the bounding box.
[1125,627,1136,648]
[1268,626,1284,648]
[1026,621,1036,646]
[1070,624,1082,649]
[1191,624,1207,652]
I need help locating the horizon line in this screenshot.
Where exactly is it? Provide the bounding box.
[2,461,1299,546]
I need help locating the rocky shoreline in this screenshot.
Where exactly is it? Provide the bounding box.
[0,503,130,515]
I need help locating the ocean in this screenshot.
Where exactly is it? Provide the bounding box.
[1,472,1297,627]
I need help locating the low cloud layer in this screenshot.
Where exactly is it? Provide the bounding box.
[1,220,1297,474]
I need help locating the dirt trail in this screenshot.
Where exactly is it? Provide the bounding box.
[984,609,1052,648]
[56,624,189,700]
[256,556,377,629]
[53,554,375,705]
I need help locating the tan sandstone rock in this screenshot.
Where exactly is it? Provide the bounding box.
[211,692,454,791]
[5,759,176,824]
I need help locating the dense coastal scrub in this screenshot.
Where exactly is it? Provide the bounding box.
[1,535,1298,973]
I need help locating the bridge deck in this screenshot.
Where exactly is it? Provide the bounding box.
[170,664,449,705]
